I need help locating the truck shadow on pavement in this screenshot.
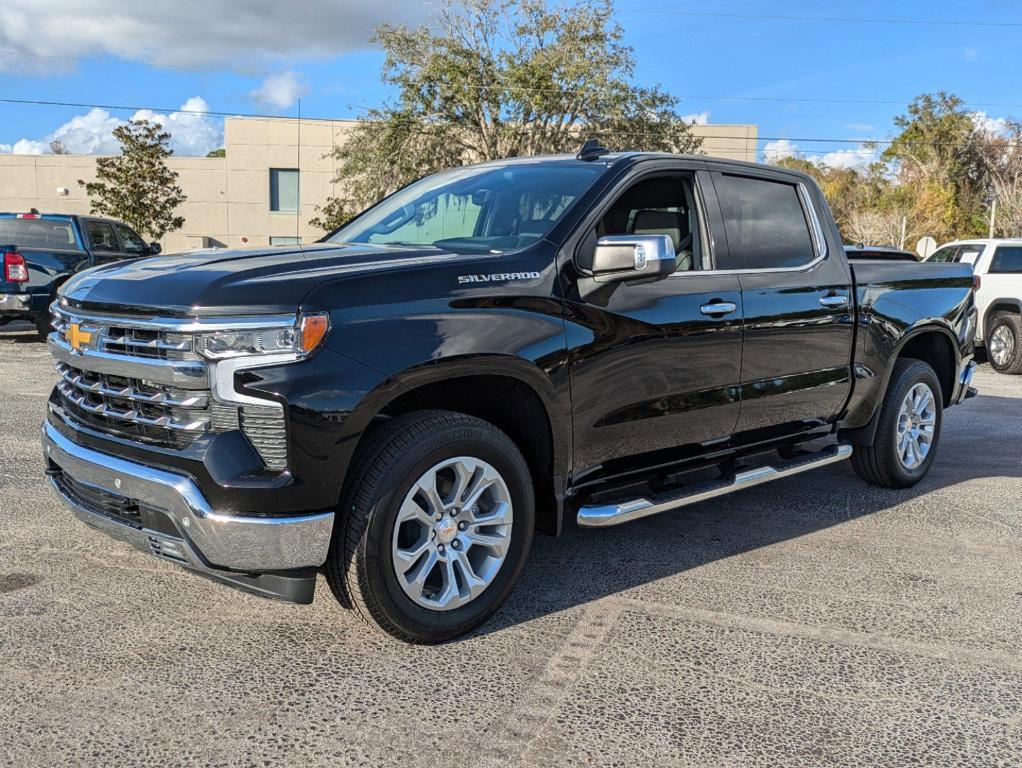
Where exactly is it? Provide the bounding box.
[477,392,1021,638]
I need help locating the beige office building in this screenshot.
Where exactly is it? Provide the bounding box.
[0,117,758,254]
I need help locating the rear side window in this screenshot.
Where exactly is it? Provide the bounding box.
[929,245,963,263]
[0,218,76,249]
[85,221,117,251]
[990,246,1022,273]
[715,174,816,269]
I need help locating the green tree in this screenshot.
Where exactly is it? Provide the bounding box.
[79,119,186,241]
[312,0,702,230]
[883,92,988,241]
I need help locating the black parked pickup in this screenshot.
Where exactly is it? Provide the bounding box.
[42,147,977,642]
[0,213,159,336]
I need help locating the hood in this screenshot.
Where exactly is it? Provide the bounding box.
[60,242,472,316]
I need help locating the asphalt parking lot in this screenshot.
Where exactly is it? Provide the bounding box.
[1,322,1020,767]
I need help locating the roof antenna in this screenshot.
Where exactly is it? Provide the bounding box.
[576,138,609,161]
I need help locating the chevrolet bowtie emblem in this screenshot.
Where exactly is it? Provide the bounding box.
[66,323,94,352]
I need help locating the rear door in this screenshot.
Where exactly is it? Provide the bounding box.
[709,166,854,443]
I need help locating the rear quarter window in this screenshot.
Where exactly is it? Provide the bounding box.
[990,246,1022,273]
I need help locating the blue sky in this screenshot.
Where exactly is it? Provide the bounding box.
[0,0,1019,165]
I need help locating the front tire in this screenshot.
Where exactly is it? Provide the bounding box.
[987,313,1022,374]
[852,359,943,489]
[325,410,534,643]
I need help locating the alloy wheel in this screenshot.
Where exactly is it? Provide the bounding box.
[990,324,1016,368]
[896,382,936,469]
[391,456,513,611]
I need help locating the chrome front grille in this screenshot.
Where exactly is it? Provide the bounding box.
[49,303,293,468]
[56,362,211,448]
[51,311,201,362]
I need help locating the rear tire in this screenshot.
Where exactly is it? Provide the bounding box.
[852,359,943,489]
[987,313,1022,375]
[324,410,534,643]
[34,312,52,340]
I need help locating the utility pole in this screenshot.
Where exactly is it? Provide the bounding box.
[899,216,907,250]
[989,198,997,238]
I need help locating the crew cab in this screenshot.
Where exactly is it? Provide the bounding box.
[0,213,158,336]
[41,148,977,643]
[926,238,1022,374]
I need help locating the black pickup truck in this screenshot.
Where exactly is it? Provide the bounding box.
[0,213,158,336]
[41,148,977,642]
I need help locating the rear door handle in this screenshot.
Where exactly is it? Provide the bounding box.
[819,294,849,308]
[700,301,738,316]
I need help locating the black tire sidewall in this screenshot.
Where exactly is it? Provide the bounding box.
[881,362,943,485]
[360,427,534,641]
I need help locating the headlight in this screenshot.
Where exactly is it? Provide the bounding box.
[197,312,330,360]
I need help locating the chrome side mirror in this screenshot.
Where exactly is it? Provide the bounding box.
[591,234,676,283]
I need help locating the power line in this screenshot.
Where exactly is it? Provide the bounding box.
[1,95,1015,151]
[616,7,1022,28]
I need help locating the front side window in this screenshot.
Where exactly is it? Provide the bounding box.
[592,174,703,272]
[85,221,117,251]
[270,168,300,213]
[716,174,816,269]
[113,223,147,254]
[990,246,1022,273]
[327,162,605,254]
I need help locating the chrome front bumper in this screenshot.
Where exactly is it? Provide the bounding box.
[42,420,333,585]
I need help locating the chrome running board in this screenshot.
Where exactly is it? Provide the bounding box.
[576,443,853,528]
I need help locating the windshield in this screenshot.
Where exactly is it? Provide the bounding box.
[326,162,605,254]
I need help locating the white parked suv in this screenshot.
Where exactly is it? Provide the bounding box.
[926,239,1022,374]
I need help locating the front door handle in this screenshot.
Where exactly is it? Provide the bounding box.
[700,301,738,316]
[819,294,849,308]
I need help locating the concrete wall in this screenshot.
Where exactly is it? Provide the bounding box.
[0,117,757,254]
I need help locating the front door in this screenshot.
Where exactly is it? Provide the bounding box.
[708,166,854,443]
[563,165,744,483]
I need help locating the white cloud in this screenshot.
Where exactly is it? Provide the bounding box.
[0,98,223,157]
[250,71,309,110]
[0,1,426,73]
[971,111,1010,136]
[763,138,878,171]
[817,145,879,171]
[762,139,801,163]
[846,122,875,133]
[681,111,710,126]
[963,48,981,62]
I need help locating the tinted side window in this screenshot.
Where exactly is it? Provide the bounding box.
[113,223,147,254]
[85,221,117,251]
[928,246,959,263]
[990,246,1022,273]
[716,174,815,269]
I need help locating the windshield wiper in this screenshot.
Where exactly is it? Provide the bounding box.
[380,241,441,248]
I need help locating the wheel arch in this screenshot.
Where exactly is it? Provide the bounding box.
[341,355,569,536]
[983,298,1022,339]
